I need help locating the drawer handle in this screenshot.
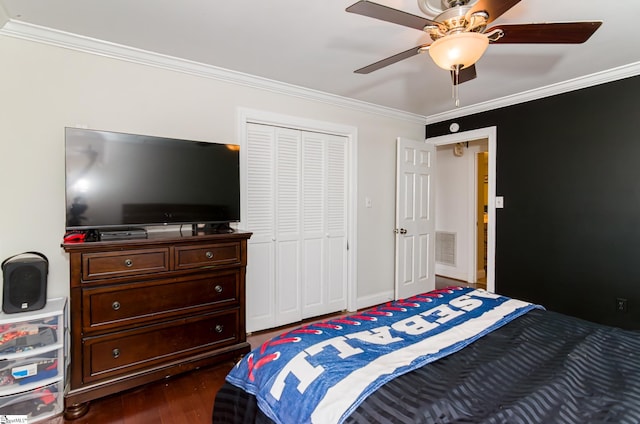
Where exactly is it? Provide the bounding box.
[214,285,223,293]
[215,324,224,333]
[112,301,121,311]
[112,348,120,359]
[205,251,214,259]
[124,259,133,267]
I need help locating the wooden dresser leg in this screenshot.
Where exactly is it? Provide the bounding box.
[64,402,90,420]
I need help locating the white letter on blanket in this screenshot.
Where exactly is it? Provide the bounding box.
[346,326,404,345]
[270,337,364,400]
[270,351,325,400]
[391,315,437,335]
[469,289,501,299]
[421,304,464,324]
[448,295,483,311]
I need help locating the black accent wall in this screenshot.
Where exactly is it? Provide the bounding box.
[427,75,640,329]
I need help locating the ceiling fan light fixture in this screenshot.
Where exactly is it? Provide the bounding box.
[428,32,489,70]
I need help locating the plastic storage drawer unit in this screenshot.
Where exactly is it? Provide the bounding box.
[0,298,66,422]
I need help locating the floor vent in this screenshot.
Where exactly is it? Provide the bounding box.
[436,231,456,266]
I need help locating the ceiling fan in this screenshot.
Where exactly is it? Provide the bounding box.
[346,0,602,88]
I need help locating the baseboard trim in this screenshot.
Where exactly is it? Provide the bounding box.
[356,290,394,311]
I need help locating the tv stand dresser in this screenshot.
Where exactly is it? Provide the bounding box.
[62,230,252,419]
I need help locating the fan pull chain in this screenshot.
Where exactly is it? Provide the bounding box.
[452,65,460,107]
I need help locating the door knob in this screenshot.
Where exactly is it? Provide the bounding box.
[394,228,408,234]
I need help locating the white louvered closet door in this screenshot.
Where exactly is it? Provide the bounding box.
[245,124,276,331]
[245,123,347,333]
[273,127,302,327]
[245,123,301,331]
[301,132,347,318]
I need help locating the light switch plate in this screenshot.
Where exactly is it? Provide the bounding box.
[495,196,504,208]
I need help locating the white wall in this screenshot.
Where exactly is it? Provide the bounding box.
[0,35,425,307]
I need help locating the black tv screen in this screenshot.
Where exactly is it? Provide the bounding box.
[65,128,240,230]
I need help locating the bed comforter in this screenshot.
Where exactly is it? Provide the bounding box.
[213,289,640,424]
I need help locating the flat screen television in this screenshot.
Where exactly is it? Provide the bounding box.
[64,127,240,233]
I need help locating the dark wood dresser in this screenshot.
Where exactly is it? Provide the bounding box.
[62,230,252,419]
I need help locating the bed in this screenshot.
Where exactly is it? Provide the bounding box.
[212,287,640,424]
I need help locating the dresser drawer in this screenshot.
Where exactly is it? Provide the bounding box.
[82,309,239,382]
[174,242,241,270]
[83,270,240,330]
[82,248,170,280]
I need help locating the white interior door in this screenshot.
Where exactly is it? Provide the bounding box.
[395,138,436,299]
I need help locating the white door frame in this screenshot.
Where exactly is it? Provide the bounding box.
[427,127,496,293]
[237,107,359,312]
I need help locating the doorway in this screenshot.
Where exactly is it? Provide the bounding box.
[433,139,487,288]
[476,151,488,288]
[427,127,496,293]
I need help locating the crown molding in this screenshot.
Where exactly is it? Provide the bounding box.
[5,19,636,127]
[0,20,427,125]
[426,61,640,124]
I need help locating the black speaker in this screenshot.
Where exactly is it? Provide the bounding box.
[2,251,48,314]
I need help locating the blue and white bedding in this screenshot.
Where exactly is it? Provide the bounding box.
[225,287,542,424]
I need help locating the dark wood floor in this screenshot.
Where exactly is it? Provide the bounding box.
[42,361,235,424]
[42,323,323,424]
[42,276,475,423]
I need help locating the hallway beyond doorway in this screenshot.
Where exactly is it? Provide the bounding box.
[436,275,487,291]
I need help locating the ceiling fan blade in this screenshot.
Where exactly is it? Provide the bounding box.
[488,22,602,44]
[467,0,522,24]
[355,45,428,74]
[450,65,477,85]
[346,0,438,31]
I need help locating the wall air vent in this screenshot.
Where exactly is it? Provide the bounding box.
[436,231,456,266]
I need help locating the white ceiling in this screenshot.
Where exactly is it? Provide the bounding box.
[2,0,639,119]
